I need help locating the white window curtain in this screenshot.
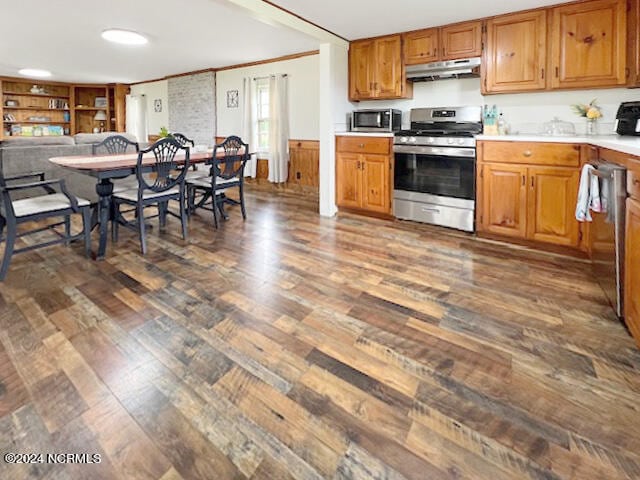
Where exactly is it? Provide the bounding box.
[241,77,258,178]
[125,94,148,143]
[268,75,289,184]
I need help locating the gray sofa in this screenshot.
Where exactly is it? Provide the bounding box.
[0,133,139,202]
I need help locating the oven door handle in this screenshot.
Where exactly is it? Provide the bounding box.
[393,145,476,158]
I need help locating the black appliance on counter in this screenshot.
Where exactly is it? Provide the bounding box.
[615,101,640,136]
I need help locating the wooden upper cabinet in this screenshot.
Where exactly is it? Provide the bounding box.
[349,35,410,101]
[404,21,481,65]
[481,163,528,238]
[376,36,405,98]
[404,28,439,64]
[626,198,640,347]
[550,0,627,89]
[484,10,547,93]
[628,0,640,87]
[349,40,376,100]
[527,167,580,246]
[441,21,482,60]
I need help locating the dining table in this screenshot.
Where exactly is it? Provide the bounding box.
[49,149,214,259]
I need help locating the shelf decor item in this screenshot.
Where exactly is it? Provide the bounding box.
[94,96,107,108]
[571,99,602,136]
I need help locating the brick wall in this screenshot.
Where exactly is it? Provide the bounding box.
[168,72,216,145]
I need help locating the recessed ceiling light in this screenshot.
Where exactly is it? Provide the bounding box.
[101,29,148,46]
[18,68,52,78]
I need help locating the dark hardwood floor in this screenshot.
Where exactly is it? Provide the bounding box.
[1,187,640,480]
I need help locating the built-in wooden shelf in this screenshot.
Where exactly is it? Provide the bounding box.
[3,106,69,111]
[74,106,105,111]
[3,91,70,99]
[3,121,70,124]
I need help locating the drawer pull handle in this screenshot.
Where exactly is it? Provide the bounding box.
[358,143,365,148]
[634,179,640,186]
[523,150,533,157]
[421,207,441,214]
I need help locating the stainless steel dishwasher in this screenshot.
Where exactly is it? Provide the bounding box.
[589,162,627,318]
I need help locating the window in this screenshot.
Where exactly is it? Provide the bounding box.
[256,79,269,153]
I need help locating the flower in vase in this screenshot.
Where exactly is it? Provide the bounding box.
[571,99,602,119]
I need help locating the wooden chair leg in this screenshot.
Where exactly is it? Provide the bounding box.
[112,202,120,243]
[82,208,91,258]
[179,192,188,241]
[137,204,147,255]
[212,190,219,229]
[239,183,247,220]
[159,201,167,229]
[0,220,17,281]
[64,215,71,246]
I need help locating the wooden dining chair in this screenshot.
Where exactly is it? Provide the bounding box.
[186,135,249,228]
[0,151,91,280]
[111,137,190,255]
[92,135,140,193]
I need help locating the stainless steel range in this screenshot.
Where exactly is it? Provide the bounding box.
[393,106,483,232]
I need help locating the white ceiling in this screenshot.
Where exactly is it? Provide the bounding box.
[2,0,567,84]
[270,0,563,40]
[0,0,320,83]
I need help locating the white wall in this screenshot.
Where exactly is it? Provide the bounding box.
[216,54,320,140]
[130,80,168,137]
[357,78,640,135]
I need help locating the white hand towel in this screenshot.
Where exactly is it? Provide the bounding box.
[589,169,602,214]
[576,164,595,222]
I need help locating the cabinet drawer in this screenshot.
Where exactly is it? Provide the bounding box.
[481,141,580,167]
[628,159,640,200]
[336,136,390,155]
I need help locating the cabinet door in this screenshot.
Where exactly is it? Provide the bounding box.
[349,40,376,101]
[627,0,640,87]
[481,163,528,238]
[404,28,439,65]
[527,167,580,246]
[550,0,626,89]
[441,21,482,60]
[336,153,362,209]
[375,36,404,98]
[626,198,640,346]
[361,154,390,214]
[484,10,547,93]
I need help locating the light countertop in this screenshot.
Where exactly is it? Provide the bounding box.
[477,134,640,157]
[335,131,395,138]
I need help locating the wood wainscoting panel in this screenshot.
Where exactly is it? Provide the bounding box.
[288,140,319,190]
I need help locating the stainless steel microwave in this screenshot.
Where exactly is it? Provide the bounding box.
[350,109,402,133]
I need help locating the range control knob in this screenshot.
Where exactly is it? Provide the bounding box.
[447,138,455,144]
[400,137,408,143]
[409,137,417,143]
[428,137,435,143]
[457,138,466,145]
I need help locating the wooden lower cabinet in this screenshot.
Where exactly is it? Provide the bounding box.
[527,167,580,246]
[336,136,392,215]
[362,155,390,213]
[481,163,528,238]
[626,198,640,346]
[336,153,361,209]
[479,159,580,248]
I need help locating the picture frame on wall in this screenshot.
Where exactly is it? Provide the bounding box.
[227,90,239,108]
[154,99,162,113]
[94,97,107,108]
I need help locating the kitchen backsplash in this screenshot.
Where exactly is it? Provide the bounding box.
[356,77,640,135]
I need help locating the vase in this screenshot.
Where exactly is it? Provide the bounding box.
[585,118,598,136]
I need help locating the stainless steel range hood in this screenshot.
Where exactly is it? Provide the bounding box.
[406,57,481,82]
